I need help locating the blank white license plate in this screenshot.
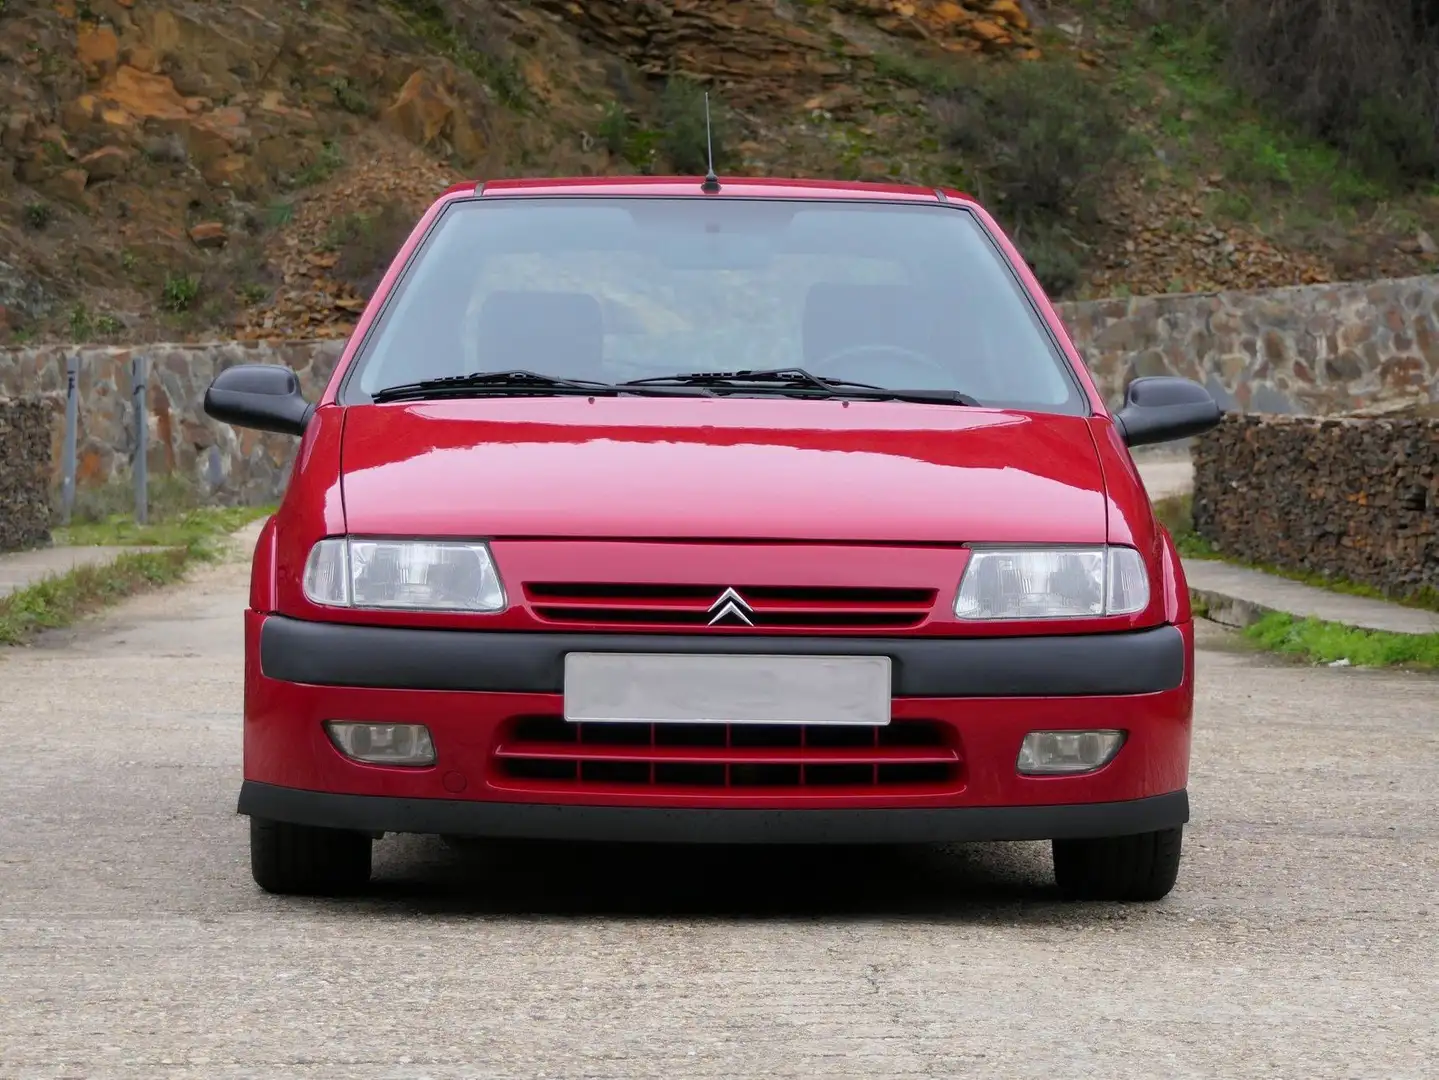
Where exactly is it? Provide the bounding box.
[563,653,892,726]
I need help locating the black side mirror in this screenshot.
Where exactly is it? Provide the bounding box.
[1113,376,1222,448]
[204,363,313,436]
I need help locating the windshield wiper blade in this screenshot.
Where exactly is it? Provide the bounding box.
[623,367,978,406]
[372,369,618,403]
[625,367,877,391]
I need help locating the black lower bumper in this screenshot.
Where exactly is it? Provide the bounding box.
[258,617,1187,698]
[238,782,1190,845]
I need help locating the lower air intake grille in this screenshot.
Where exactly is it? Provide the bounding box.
[492,716,963,792]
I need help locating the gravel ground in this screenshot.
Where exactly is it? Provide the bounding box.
[1,536,1436,1079]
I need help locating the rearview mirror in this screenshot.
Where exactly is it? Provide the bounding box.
[204,363,313,436]
[1113,376,1221,448]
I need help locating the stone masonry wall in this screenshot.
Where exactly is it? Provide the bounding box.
[1064,274,1439,415]
[1192,414,1439,598]
[0,340,345,507]
[0,396,54,552]
[0,274,1435,505]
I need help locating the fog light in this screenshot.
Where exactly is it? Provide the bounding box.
[325,722,436,766]
[1017,730,1125,775]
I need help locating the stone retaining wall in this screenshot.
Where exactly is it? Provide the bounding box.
[0,396,54,552]
[0,274,1436,504]
[1192,414,1439,599]
[0,340,344,507]
[1065,274,1439,415]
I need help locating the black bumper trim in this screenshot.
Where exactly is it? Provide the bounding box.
[259,617,1185,698]
[238,782,1189,844]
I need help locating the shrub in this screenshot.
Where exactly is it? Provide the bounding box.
[934,59,1130,224]
[161,273,201,313]
[324,202,415,297]
[659,77,729,175]
[1210,0,1439,186]
[932,58,1132,295]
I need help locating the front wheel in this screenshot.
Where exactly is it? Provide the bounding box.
[1052,826,1183,902]
[250,818,373,896]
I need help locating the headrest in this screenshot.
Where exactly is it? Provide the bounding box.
[472,290,605,379]
[801,282,939,366]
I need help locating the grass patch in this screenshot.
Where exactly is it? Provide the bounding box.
[53,505,271,549]
[1242,612,1439,669]
[1106,18,1390,212]
[1,505,272,646]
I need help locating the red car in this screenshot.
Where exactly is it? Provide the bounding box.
[206,176,1220,901]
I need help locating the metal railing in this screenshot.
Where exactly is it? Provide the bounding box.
[58,353,151,526]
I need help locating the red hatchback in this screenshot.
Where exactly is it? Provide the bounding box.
[207,176,1220,901]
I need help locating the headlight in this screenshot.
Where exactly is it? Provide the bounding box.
[303,538,506,612]
[954,545,1149,620]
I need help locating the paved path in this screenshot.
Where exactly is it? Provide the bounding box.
[0,545,153,598]
[1,535,1436,1078]
[1186,559,1439,635]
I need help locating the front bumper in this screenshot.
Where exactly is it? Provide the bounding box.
[244,613,1194,836]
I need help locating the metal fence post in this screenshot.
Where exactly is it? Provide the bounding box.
[61,354,79,525]
[132,354,148,525]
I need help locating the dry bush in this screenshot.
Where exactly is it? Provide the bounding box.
[932,58,1133,295]
[1206,0,1439,185]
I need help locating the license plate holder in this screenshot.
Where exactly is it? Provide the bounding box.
[562,652,892,726]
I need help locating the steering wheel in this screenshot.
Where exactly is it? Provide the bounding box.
[811,343,953,386]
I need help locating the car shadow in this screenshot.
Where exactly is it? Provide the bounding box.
[342,834,1098,921]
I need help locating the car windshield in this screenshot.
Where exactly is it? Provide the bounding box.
[342,196,1086,413]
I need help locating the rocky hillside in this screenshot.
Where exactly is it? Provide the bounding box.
[1,0,1436,346]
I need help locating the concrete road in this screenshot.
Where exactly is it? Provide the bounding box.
[1,534,1436,1080]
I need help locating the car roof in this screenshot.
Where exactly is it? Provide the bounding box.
[439,176,976,205]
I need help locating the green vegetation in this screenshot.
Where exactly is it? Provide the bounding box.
[321,202,413,295]
[894,54,1137,295]
[329,77,372,116]
[659,77,730,175]
[54,504,270,550]
[1106,19,1388,213]
[1205,0,1439,188]
[290,140,345,188]
[598,102,662,173]
[1243,612,1439,670]
[161,272,201,313]
[23,202,52,230]
[387,0,527,109]
[1,505,272,646]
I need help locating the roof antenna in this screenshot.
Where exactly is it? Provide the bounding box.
[701,91,721,194]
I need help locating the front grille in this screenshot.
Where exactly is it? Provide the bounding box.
[492,716,963,792]
[524,582,937,629]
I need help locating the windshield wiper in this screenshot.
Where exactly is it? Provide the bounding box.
[372,370,619,403]
[623,367,978,406]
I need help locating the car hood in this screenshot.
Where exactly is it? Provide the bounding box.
[338,397,1107,543]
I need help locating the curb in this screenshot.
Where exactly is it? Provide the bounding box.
[1188,587,1277,632]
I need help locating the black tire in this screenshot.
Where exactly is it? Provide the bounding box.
[249,818,373,896]
[1052,826,1183,902]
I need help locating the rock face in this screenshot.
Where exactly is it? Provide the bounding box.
[0,396,54,552]
[1193,414,1439,599]
[381,69,484,163]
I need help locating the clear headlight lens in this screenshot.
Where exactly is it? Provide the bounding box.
[954,545,1149,620]
[302,538,505,612]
